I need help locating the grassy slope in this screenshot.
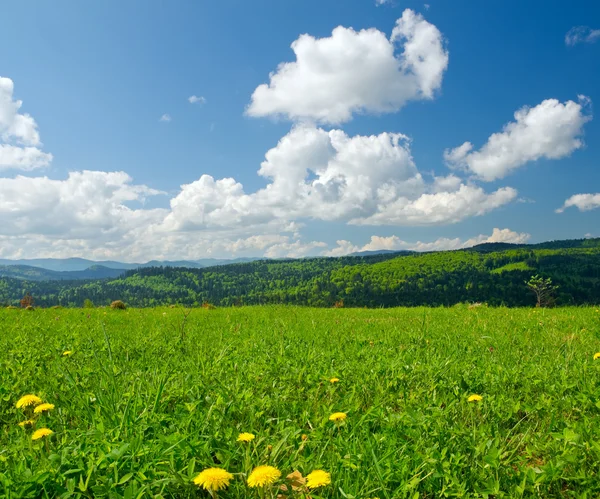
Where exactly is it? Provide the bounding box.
[2,306,600,497]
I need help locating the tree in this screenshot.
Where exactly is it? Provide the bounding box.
[526,275,558,308]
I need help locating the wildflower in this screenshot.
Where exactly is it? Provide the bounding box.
[237,432,255,443]
[329,412,347,422]
[32,428,53,440]
[594,352,600,360]
[193,467,234,492]
[468,394,483,402]
[301,434,308,441]
[329,377,340,384]
[34,403,55,414]
[16,395,42,409]
[306,470,331,489]
[18,420,35,428]
[62,351,72,356]
[247,465,281,487]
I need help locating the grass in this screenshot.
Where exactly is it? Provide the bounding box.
[1,305,600,498]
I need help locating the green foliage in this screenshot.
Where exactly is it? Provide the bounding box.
[83,298,94,309]
[0,239,598,308]
[110,300,126,310]
[526,275,559,308]
[2,306,600,497]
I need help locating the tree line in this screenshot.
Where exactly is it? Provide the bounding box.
[1,240,599,308]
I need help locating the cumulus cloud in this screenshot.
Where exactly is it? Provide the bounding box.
[162,125,514,230]
[0,77,52,170]
[444,97,592,181]
[556,193,600,213]
[0,125,517,260]
[188,95,206,104]
[0,145,52,170]
[325,228,531,256]
[246,9,448,124]
[565,26,600,46]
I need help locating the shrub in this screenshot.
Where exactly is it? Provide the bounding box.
[20,294,34,308]
[202,301,216,310]
[25,305,35,311]
[83,299,94,309]
[110,300,126,310]
[6,305,18,310]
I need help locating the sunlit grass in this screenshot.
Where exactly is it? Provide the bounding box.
[1,305,599,497]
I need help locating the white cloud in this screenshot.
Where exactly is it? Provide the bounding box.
[565,26,600,46]
[162,125,515,230]
[444,97,592,181]
[325,228,531,256]
[556,193,600,213]
[159,114,172,122]
[0,77,52,170]
[0,125,517,260]
[0,145,52,170]
[246,9,448,124]
[375,0,390,5]
[351,184,517,226]
[188,95,206,104]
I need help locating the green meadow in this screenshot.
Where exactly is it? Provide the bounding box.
[2,305,600,498]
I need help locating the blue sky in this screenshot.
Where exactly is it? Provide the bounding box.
[0,0,599,261]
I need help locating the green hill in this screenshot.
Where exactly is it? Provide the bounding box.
[1,238,599,307]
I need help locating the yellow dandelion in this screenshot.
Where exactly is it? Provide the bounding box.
[237,432,255,443]
[16,394,42,409]
[329,412,347,422]
[18,420,35,428]
[62,351,73,356]
[468,394,483,402]
[306,469,331,489]
[247,465,281,488]
[594,352,600,360]
[31,428,53,440]
[329,377,340,383]
[193,467,234,491]
[34,403,55,414]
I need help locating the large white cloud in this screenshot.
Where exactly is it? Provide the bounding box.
[325,227,531,256]
[0,125,517,260]
[246,9,448,124]
[0,77,52,170]
[444,97,592,181]
[0,171,164,237]
[163,125,514,230]
[556,193,600,213]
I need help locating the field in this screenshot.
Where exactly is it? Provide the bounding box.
[1,306,600,498]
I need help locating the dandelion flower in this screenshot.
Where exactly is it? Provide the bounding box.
[193,468,234,491]
[468,394,483,402]
[16,395,42,409]
[32,428,53,440]
[329,412,347,422]
[247,465,281,487]
[18,420,35,428]
[306,470,331,489]
[237,432,255,443]
[34,403,55,414]
[62,351,72,356]
[329,378,340,383]
[594,352,600,360]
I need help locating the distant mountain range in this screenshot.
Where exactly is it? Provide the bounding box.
[0,238,598,282]
[0,257,263,281]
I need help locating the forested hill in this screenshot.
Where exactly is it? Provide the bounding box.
[1,238,599,308]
